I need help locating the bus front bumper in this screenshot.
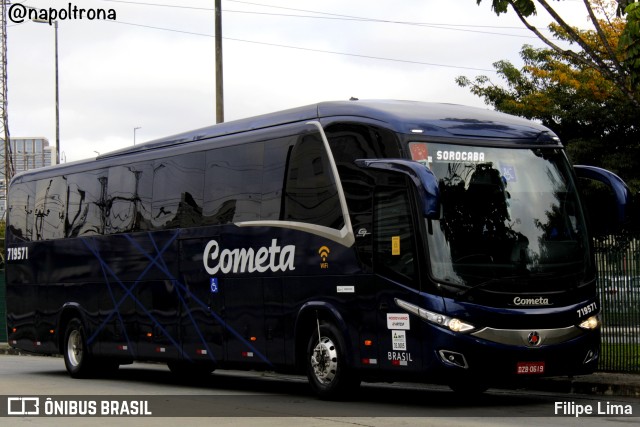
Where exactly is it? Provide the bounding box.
[428,324,600,384]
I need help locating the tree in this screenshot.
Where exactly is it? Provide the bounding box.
[474,0,640,106]
[620,1,640,87]
[458,1,640,194]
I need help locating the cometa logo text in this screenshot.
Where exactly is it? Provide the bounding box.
[513,297,551,306]
[203,239,296,274]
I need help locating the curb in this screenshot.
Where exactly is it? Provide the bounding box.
[2,343,639,396]
[526,373,640,397]
[1,343,64,359]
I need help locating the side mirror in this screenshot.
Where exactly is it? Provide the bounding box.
[574,165,631,234]
[355,159,440,219]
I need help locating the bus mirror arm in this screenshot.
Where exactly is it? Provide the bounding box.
[355,159,440,219]
[574,165,631,224]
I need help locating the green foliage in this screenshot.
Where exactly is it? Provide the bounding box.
[618,0,640,15]
[468,0,640,195]
[477,0,536,16]
[475,0,640,103]
[456,40,640,195]
[620,3,640,86]
[477,0,639,17]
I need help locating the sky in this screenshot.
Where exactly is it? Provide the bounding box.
[7,0,594,163]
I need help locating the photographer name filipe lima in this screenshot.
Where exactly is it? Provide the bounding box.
[8,3,116,25]
[555,401,634,417]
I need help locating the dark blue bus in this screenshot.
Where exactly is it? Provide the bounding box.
[5,100,630,398]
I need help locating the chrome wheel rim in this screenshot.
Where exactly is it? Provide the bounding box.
[67,329,83,368]
[310,336,338,385]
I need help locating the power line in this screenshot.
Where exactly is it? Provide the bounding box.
[97,0,540,38]
[98,0,213,11]
[108,19,496,72]
[225,11,538,38]
[95,0,509,72]
[225,0,533,32]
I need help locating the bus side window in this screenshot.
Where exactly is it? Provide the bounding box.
[282,132,343,229]
[34,176,67,240]
[326,123,401,217]
[261,135,296,221]
[7,182,35,242]
[373,185,417,287]
[204,143,263,224]
[107,164,153,234]
[326,124,401,268]
[153,153,205,229]
[66,169,108,237]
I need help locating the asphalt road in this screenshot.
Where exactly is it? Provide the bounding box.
[0,355,638,426]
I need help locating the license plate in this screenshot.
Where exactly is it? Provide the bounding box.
[517,361,545,375]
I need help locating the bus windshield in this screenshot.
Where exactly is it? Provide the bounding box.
[409,143,591,291]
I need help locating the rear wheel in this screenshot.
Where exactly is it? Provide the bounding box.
[306,322,360,400]
[63,318,95,378]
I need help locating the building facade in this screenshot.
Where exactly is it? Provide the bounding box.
[1,137,56,219]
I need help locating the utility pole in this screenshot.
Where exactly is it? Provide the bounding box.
[1,0,14,217]
[31,12,60,165]
[215,0,224,123]
[54,20,59,164]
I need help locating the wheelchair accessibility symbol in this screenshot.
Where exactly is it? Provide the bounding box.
[210,278,219,293]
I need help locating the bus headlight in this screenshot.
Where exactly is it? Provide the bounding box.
[447,318,475,333]
[578,315,600,330]
[395,298,475,333]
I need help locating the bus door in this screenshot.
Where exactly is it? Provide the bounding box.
[373,182,424,372]
[178,236,225,366]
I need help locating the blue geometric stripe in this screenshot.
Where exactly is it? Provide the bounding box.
[80,230,272,367]
[123,233,272,367]
[81,232,188,362]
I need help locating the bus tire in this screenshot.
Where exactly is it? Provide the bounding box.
[306,322,360,400]
[63,318,94,378]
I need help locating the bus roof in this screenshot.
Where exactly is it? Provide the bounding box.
[101,99,559,159]
[10,100,560,184]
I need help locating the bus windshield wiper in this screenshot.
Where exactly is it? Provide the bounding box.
[458,270,553,297]
[456,272,555,298]
[456,277,508,298]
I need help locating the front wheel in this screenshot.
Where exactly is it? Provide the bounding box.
[306,322,360,400]
[63,318,95,378]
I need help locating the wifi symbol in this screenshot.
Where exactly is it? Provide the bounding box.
[318,246,330,262]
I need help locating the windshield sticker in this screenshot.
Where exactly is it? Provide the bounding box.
[500,163,517,182]
[409,143,432,168]
[435,150,485,162]
[392,330,407,351]
[410,143,428,161]
[392,236,401,256]
[387,313,410,330]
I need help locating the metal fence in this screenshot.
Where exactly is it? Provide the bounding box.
[0,269,5,342]
[594,234,640,373]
